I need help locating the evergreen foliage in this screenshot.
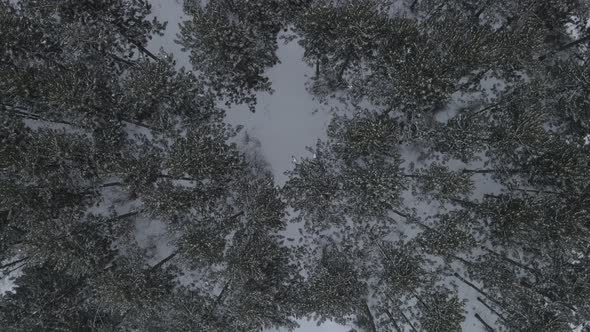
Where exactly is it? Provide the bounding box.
[2,0,590,331]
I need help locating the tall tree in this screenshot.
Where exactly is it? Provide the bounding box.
[1,1,299,331]
[179,0,283,111]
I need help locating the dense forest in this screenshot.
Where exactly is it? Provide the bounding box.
[1,0,589,331]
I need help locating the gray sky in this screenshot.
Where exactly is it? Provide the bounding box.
[149,0,332,186]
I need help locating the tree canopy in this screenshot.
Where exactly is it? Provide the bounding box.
[2,0,590,331]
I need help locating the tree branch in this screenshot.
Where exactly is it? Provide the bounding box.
[538,34,590,61]
[150,249,180,271]
[0,256,30,270]
[362,301,378,332]
[384,308,402,332]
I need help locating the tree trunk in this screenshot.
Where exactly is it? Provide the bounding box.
[460,168,522,176]
[385,293,418,332]
[157,174,202,182]
[107,52,136,66]
[461,168,501,174]
[87,210,141,228]
[449,253,475,267]
[214,278,232,306]
[362,301,378,332]
[30,279,87,318]
[315,57,320,78]
[401,173,420,178]
[150,249,180,271]
[465,102,500,120]
[119,117,162,133]
[411,290,429,311]
[399,308,418,332]
[374,239,395,267]
[384,309,402,332]
[538,34,590,61]
[110,211,141,221]
[1,103,79,127]
[474,313,495,331]
[110,21,160,62]
[449,197,480,208]
[100,182,123,188]
[337,45,355,84]
[227,210,245,221]
[391,208,411,219]
[513,188,562,195]
[477,297,508,323]
[0,256,30,270]
[518,280,577,313]
[150,211,243,271]
[453,273,505,309]
[483,248,540,277]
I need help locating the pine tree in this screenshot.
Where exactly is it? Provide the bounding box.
[1,1,300,330]
[178,0,283,111]
[294,0,392,94]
